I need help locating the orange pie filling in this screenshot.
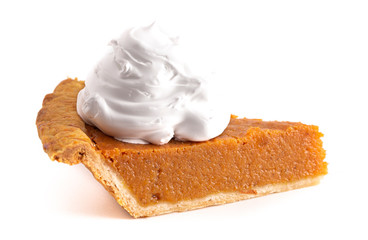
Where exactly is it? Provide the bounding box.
[86,117,327,206]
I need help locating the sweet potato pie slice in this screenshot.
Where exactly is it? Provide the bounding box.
[36,78,327,217]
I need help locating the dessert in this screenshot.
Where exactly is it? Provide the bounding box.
[36,24,327,218]
[36,79,327,217]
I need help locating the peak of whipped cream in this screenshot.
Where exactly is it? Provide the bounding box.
[77,23,230,145]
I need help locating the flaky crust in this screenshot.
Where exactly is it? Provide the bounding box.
[35,78,156,217]
[36,78,92,165]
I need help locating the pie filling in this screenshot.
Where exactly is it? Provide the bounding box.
[86,118,327,206]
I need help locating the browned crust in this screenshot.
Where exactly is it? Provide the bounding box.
[35,78,156,217]
[36,78,92,165]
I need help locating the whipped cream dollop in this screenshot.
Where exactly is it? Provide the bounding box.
[77,23,230,145]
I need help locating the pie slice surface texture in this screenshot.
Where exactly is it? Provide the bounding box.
[36,78,327,218]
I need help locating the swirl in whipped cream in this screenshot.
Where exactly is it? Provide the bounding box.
[77,23,230,145]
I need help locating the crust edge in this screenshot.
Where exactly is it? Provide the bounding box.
[36,78,91,165]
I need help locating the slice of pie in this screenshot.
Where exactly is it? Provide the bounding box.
[36,78,327,218]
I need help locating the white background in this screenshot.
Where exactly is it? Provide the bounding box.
[1,0,367,239]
